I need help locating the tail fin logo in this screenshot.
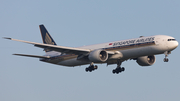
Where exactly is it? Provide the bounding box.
[45,32,55,45]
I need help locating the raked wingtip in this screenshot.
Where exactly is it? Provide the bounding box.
[3,37,12,40]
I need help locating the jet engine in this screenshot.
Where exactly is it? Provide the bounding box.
[136,55,156,66]
[88,50,108,63]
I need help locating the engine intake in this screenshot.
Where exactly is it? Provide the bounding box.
[136,55,156,66]
[88,50,108,63]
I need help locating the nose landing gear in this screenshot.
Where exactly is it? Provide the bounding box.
[164,51,171,62]
[164,58,169,62]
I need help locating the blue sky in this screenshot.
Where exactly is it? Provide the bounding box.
[1,0,180,101]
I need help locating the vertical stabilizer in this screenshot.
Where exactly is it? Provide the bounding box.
[39,24,57,45]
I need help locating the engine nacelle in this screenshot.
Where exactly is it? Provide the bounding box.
[88,50,108,63]
[136,55,156,66]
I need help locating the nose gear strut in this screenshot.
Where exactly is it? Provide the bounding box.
[164,51,171,62]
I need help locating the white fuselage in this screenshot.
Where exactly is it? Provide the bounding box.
[40,35,178,67]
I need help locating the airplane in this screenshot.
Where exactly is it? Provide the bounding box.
[4,24,179,74]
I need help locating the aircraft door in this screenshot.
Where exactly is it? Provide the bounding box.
[155,38,160,46]
[160,38,169,51]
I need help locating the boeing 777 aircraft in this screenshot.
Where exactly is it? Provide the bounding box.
[4,25,178,74]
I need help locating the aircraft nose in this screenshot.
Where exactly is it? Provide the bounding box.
[175,41,179,48]
[172,40,179,50]
[168,39,178,51]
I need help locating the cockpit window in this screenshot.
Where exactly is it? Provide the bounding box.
[168,39,176,41]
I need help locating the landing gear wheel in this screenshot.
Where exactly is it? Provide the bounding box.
[85,68,89,72]
[112,67,125,74]
[121,67,125,71]
[112,61,125,74]
[116,70,120,74]
[164,58,169,62]
[163,51,170,62]
[94,65,98,70]
[112,69,116,74]
[85,63,98,72]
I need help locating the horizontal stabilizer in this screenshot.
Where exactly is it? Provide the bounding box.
[13,54,50,59]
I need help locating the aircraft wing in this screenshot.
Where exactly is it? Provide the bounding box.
[4,37,91,55]
[13,54,51,59]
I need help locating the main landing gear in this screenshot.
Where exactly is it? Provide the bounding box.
[112,67,125,74]
[85,61,125,74]
[112,61,125,74]
[85,63,98,72]
[164,51,171,62]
